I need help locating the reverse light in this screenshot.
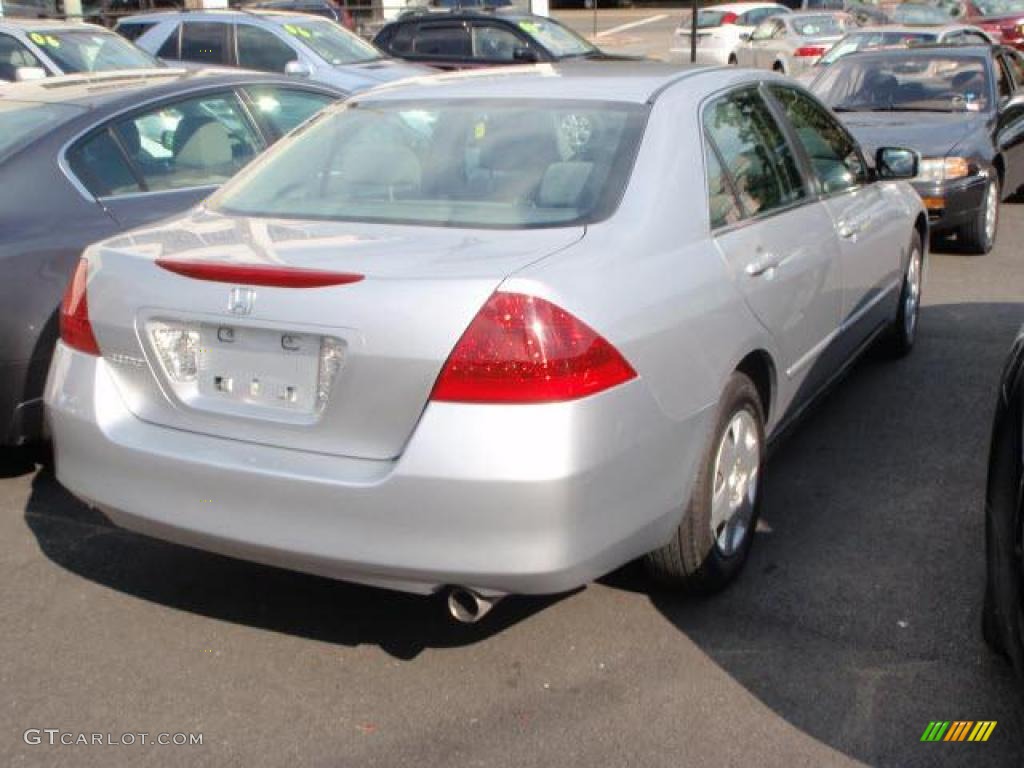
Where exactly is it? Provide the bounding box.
[917,157,971,184]
[430,292,636,404]
[149,321,200,382]
[60,258,100,356]
[794,46,826,58]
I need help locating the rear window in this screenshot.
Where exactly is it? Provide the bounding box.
[213,99,648,229]
[0,101,80,162]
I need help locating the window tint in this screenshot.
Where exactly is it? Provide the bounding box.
[67,130,142,197]
[156,24,180,59]
[413,24,471,57]
[770,86,866,194]
[109,91,262,193]
[115,22,156,42]
[236,24,296,72]
[705,146,743,229]
[703,88,806,217]
[471,24,525,61]
[388,24,414,54]
[0,33,44,81]
[180,22,229,65]
[244,86,334,135]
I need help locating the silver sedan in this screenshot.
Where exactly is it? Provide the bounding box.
[735,11,853,74]
[45,64,926,621]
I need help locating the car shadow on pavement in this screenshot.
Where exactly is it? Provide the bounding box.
[608,301,1024,766]
[22,470,565,660]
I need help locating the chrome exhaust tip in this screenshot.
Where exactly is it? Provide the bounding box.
[447,587,502,624]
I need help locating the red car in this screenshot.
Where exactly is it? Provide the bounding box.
[941,0,1024,48]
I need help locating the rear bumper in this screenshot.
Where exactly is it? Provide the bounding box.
[45,343,712,596]
[912,174,989,234]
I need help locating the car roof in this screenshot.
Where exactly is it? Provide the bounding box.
[0,67,336,111]
[848,23,980,34]
[390,9,548,23]
[701,2,790,10]
[841,42,994,59]
[119,9,328,24]
[0,18,114,32]
[358,61,753,105]
[786,10,849,19]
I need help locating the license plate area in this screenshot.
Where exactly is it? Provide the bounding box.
[146,318,345,423]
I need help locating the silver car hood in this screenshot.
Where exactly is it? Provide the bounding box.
[88,209,584,460]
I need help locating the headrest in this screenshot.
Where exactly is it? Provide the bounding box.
[176,121,232,168]
[538,162,593,209]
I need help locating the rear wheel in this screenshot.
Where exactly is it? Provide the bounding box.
[728,54,738,66]
[959,175,999,254]
[645,372,765,592]
[773,61,785,74]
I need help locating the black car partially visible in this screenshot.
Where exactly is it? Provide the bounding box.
[0,69,340,448]
[810,45,1024,254]
[373,11,636,70]
[984,326,1024,675]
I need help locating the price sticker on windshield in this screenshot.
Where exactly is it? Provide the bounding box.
[283,24,313,39]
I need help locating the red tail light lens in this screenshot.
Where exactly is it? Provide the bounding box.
[431,292,636,404]
[795,46,826,57]
[60,258,100,356]
[721,11,739,24]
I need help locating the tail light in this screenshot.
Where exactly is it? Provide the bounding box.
[795,46,826,57]
[430,292,636,404]
[720,11,738,24]
[60,258,100,356]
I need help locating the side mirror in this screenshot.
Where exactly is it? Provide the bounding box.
[14,66,47,82]
[875,147,919,180]
[512,47,540,63]
[285,60,313,78]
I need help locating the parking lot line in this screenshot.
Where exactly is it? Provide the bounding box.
[595,14,668,38]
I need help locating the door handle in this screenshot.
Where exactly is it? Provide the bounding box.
[745,252,784,277]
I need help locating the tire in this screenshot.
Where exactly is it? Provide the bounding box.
[881,230,923,358]
[728,54,738,66]
[773,62,785,74]
[959,175,999,254]
[645,372,765,593]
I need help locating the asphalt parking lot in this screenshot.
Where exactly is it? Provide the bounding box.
[3,15,1024,766]
[557,7,688,61]
[2,209,1023,766]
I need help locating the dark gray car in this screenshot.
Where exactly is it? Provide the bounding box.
[0,69,341,446]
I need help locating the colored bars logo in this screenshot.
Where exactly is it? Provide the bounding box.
[920,721,997,742]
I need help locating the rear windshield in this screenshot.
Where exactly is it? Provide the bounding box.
[820,30,935,64]
[28,29,158,73]
[0,100,81,162]
[791,15,848,36]
[213,99,648,229]
[275,17,381,64]
[813,53,992,112]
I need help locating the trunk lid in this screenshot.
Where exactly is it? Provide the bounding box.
[88,209,584,460]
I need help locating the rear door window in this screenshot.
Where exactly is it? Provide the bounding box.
[236,24,297,72]
[67,130,143,197]
[180,22,230,65]
[106,91,263,194]
[703,87,807,217]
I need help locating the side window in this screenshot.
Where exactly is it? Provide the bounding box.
[243,86,334,135]
[471,24,528,61]
[750,20,775,41]
[771,20,787,38]
[109,91,263,193]
[0,32,45,81]
[705,145,744,229]
[236,24,297,73]
[388,24,414,54]
[703,88,807,218]
[180,22,229,65]
[67,129,142,197]
[413,24,471,57]
[116,22,156,42]
[770,86,866,195]
[156,24,180,59]
[471,24,526,61]
[1003,51,1024,88]
[996,56,1013,101]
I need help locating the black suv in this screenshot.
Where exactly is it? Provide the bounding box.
[374,11,631,70]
